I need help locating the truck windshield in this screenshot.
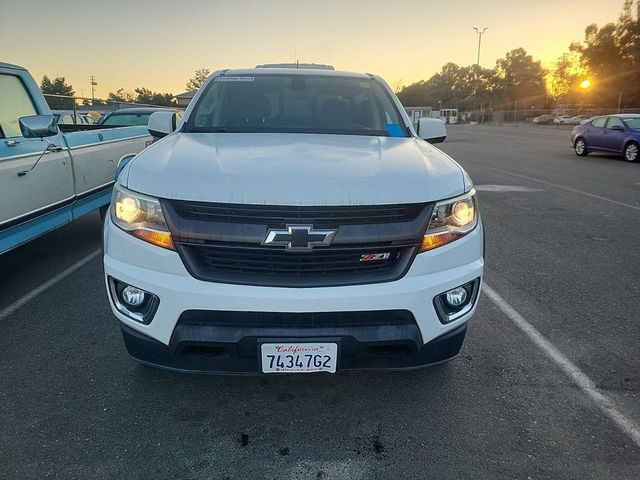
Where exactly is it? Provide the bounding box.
[185,74,408,137]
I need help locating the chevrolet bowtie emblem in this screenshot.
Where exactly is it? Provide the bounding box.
[262,225,336,251]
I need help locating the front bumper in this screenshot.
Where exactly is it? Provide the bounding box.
[103,217,484,373]
[121,320,469,373]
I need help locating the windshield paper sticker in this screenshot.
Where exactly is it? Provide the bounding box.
[215,76,255,82]
[385,123,404,137]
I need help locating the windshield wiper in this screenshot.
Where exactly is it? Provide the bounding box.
[185,127,230,133]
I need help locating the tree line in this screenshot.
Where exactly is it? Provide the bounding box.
[40,69,212,109]
[397,0,640,111]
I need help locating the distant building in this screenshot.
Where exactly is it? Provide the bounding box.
[405,106,458,125]
[405,106,433,126]
[175,91,196,107]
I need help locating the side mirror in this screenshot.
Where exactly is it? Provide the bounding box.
[148,111,176,139]
[610,124,623,131]
[417,118,446,144]
[19,115,58,138]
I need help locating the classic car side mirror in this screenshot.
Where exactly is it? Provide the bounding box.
[19,115,58,138]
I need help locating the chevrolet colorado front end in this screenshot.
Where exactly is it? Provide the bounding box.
[103,68,484,373]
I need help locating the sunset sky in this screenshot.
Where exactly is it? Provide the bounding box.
[0,0,622,99]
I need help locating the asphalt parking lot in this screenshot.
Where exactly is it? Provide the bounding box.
[1,124,639,479]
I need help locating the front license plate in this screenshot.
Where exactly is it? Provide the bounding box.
[260,343,338,373]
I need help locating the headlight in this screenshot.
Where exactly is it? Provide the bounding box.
[110,184,174,250]
[420,189,478,252]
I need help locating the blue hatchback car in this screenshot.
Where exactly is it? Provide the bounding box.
[571,114,640,162]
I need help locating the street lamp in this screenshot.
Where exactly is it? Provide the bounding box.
[473,27,488,66]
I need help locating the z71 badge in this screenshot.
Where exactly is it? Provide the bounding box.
[360,253,391,262]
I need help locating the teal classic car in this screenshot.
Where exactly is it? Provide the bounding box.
[0,62,156,254]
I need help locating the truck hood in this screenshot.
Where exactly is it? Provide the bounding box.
[125,133,466,205]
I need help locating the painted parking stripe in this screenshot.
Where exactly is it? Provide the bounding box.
[468,163,640,211]
[483,282,640,448]
[0,249,101,321]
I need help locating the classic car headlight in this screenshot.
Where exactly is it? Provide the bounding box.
[420,189,478,252]
[110,183,174,250]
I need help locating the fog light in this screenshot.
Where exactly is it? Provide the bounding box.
[122,286,146,307]
[108,277,160,325]
[433,278,481,324]
[445,287,468,307]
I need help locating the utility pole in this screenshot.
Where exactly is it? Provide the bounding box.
[473,27,488,66]
[90,75,97,102]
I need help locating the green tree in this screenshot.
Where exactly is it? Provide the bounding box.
[40,75,75,109]
[134,87,176,106]
[185,68,210,92]
[397,61,508,112]
[547,52,583,108]
[107,88,136,103]
[494,48,547,109]
[571,1,640,108]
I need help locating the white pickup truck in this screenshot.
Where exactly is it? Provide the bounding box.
[104,67,484,374]
[0,62,156,254]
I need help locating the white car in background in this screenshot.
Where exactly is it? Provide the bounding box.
[553,114,573,125]
[533,114,555,124]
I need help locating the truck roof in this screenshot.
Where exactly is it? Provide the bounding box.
[0,61,26,71]
[220,67,373,79]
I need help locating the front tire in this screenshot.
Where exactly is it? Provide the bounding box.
[624,142,639,162]
[574,137,588,156]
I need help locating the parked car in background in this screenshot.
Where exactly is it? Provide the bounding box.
[553,114,573,125]
[571,114,640,162]
[98,107,183,127]
[0,62,153,255]
[52,110,90,125]
[579,116,597,125]
[81,113,97,124]
[569,114,590,125]
[532,114,555,124]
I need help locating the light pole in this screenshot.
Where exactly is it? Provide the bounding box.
[473,27,488,66]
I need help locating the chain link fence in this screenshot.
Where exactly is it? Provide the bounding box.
[461,107,640,125]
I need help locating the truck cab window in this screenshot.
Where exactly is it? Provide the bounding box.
[0,74,37,138]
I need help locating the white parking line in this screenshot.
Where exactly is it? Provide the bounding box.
[0,249,101,321]
[483,282,640,448]
[469,163,640,211]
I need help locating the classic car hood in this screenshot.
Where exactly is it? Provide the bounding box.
[124,133,466,205]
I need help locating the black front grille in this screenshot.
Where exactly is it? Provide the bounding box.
[162,200,432,287]
[198,245,400,273]
[169,201,425,229]
[178,309,417,329]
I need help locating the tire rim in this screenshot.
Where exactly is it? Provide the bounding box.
[626,144,638,161]
[576,140,585,154]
